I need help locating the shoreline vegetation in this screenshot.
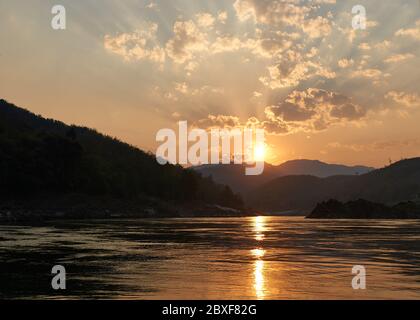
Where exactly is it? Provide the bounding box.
[0,194,259,224]
[0,99,245,224]
[3,197,420,224]
[307,199,420,219]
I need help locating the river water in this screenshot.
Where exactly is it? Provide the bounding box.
[0,216,419,299]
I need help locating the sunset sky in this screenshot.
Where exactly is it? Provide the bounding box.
[1,0,419,167]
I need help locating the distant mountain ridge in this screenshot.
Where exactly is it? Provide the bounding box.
[193,159,374,195]
[248,157,420,212]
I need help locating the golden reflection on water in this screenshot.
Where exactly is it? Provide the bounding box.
[2,218,420,299]
[254,260,265,299]
[254,216,266,241]
[252,216,267,299]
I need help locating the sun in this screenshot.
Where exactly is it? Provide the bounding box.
[254,143,266,162]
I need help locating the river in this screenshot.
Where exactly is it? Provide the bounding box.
[0,216,419,299]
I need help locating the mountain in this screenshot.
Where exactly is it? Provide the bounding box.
[193,159,373,195]
[0,99,243,219]
[248,158,420,212]
[273,159,373,177]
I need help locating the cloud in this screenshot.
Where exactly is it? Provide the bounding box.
[310,0,336,3]
[195,13,216,28]
[395,20,420,40]
[167,82,225,102]
[264,88,366,133]
[209,34,293,58]
[165,12,298,64]
[251,36,294,57]
[217,11,228,24]
[145,2,158,10]
[102,2,335,81]
[301,16,332,39]
[234,0,309,26]
[351,68,384,80]
[375,40,391,49]
[104,23,165,63]
[358,42,371,50]
[197,114,241,129]
[366,20,379,28]
[174,82,189,94]
[172,111,181,119]
[385,91,420,107]
[196,88,367,136]
[261,119,289,135]
[259,50,336,89]
[338,58,354,68]
[339,27,357,43]
[210,36,244,54]
[384,53,415,63]
[233,0,332,38]
[101,1,418,141]
[166,20,208,64]
[185,61,199,75]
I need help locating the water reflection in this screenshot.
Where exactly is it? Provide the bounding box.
[251,248,265,258]
[254,260,265,299]
[252,216,266,299]
[254,216,266,241]
[1,217,420,299]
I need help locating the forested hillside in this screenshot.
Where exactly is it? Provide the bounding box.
[248,158,420,211]
[0,99,243,213]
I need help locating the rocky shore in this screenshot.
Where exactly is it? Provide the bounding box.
[307,199,420,219]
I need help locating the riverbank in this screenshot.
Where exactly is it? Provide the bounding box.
[0,194,258,224]
[307,199,420,219]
